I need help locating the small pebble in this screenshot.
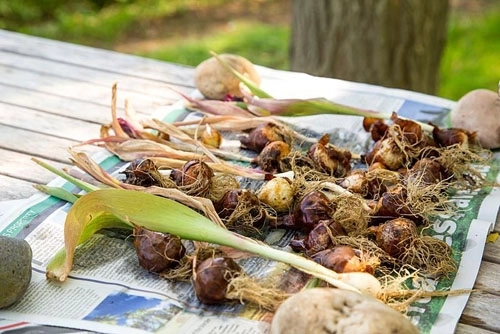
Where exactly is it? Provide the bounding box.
[0,236,32,308]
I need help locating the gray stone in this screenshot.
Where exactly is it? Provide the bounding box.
[0,236,32,308]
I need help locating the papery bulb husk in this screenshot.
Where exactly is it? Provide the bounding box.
[364,138,405,171]
[405,157,450,186]
[339,169,368,195]
[200,124,223,148]
[370,185,423,225]
[302,220,341,255]
[391,113,424,146]
[215,189,270,235]
[240,123,288,153]
[256,141,291,173]
[207,173,240,202]
[307,134,352,177]
[365,115,434,171]
[364,169,400,200]
[279,150,316,175]
[363,117,389,142]
[432,126,478,149]
[311,245,374,274]
[366,161,389,172]
[365,164,401,184]
[215,189,241,219]
[284,190,336,232]
[170,160,214,197]
[330,235,393,274]
[133,226,186,274]
[290,219,347,255]
[279,152,337,200]
[122,158,174,188]
[193,256,242,305]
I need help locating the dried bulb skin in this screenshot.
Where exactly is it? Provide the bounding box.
[288,190,335,232]
[290,220,347,255]
[391,113,424,145]
[240,123,286,153]
[432,126,478,149]
[215,189,241,219]
[406,158,450,185]
[256,141,290,173]
[215,189,267,230]
[193,256,242,304]
[363,117,389,142]
[201,124,222,148]
[363,170,394,200]
[339,170,368,195]
[307,134,352,177]
[370,185,422,225]
[170,160,214,197]
[311,246,372,274]
[367,161,387,172]
[170,160,214,187]
[215,189,261,216]
[122,159,165,187]
[364,138,405,171]
[133,226,186,273]
[370,218,417,258]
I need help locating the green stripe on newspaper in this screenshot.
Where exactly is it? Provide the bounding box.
[409,162,499,333]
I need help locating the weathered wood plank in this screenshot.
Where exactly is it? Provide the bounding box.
[0,50,193,101]
[0,148,70,184]
[0,102,102,142]
[0,174,41,200]
[0,124,99,164]
[0,30,196,86]
[0,65,173,114]
[460,291,500,333]
[0,84,120,124]
[483,240,500,264]
[471,260,500,295]
[456,323,498,334]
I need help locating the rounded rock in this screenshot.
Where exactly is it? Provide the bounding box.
[451,88,500,149]
[194,54,261,100]
[270,288,419,334]
[0,236,32,308]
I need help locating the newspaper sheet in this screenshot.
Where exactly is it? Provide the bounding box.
[1,69,499,334]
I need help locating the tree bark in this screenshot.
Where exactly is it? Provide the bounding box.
[289,0,449,94]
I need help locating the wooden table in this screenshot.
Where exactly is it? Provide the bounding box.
[1,29,499,334]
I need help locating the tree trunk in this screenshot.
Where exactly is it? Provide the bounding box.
[289,0,449,95]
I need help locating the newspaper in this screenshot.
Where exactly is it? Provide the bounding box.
[1,70,499,334]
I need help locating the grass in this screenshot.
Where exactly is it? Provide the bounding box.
[439,7,500,99]
[135,21,289,70]
[2,0,499,101]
